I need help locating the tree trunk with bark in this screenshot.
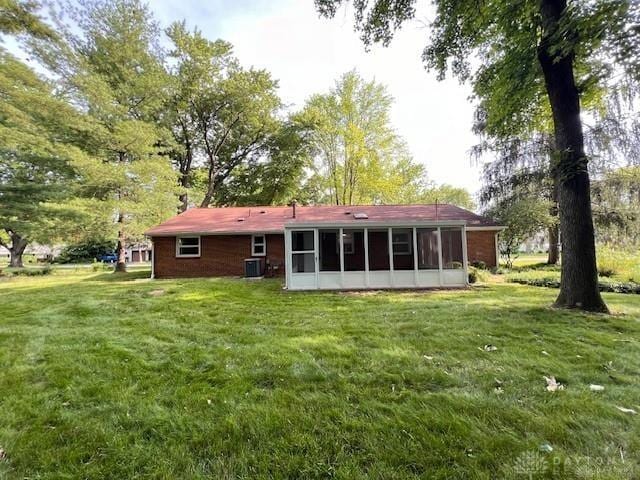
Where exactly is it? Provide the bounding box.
[3,230,28,268]
[538,0,607,312]
[115,214,127,273]
[547,224,559,265]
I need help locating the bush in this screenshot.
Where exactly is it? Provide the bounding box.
[468,266,489,284]
[92,260,112,272]
[508,275,640,294]
[470,260,487,270]
[55,239,115,264]
[468,268,478,284]
[10,266,52,277]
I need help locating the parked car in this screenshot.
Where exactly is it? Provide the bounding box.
[97,252,117,263]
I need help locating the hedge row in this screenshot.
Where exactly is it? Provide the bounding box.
[509,277,640,294]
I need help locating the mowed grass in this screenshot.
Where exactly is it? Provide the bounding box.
[0,272,639,479]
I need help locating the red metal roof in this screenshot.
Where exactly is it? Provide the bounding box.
[146,204,501,236]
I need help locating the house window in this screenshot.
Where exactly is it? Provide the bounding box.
[342,231,354,254]
[252,235,266,256]
[176,236,200,257]
[392,228,415,270]
[392,230,412,255]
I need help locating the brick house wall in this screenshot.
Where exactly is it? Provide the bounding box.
[152,234,285,279]
[153,230,498,278]
[466,230,498,268]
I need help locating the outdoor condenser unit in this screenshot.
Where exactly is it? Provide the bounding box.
[244,258,262,278]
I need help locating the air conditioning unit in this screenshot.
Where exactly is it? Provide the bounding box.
[244,258,263,278]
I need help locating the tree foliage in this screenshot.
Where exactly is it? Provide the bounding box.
[0,0,54,38]
[166,22,296,209]
[0,50,92,266]
[29,0,180,271]
[592,166,640,247]
[487,197,553,268]
[300,71,427,205]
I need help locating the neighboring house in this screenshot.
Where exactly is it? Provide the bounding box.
[126,243,152,263]
[146,204,504,291]
[0,244,62,262]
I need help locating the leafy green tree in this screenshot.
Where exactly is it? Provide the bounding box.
[301,71,427,205]
[30,0,180,272]
[165,22,284,209]
[592,166,640,247]
[316,0,640,311]
[215,117,314,206]
[0,50,92,267]
[0,0,54,38]
[487,197,553,268]
[418,184,475,210]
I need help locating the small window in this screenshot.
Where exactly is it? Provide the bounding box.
[176,236,200,257]
[392,230,412,255]
[342,231,354,254]
[252,234,266,256]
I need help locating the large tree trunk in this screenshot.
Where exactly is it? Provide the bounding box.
[115,214,127,273]
[4,230,28,268]
[547,224,559,265]
[538,0,607,312]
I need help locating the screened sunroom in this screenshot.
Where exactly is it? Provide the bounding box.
[284,221,468,290]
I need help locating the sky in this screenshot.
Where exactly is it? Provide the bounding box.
[153,0,485,195]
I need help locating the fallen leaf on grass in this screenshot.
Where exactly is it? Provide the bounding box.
[539,443,553,453]
[589,384,605,392]
[544,376,564,392]
[423,355,434,361]
[616,406,637,415]
[479,344,497,352]
[148,289,166,297]
[0,449,5,461]
[541,350,550,356]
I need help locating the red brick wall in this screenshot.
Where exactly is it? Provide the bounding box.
[153,230,498,278]
[152,234,285,279]
[466,230,498,268]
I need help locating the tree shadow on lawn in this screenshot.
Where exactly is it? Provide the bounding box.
[85,270,152,282]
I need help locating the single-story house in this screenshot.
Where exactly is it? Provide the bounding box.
[146,204,504,290]
[126,243,152,263]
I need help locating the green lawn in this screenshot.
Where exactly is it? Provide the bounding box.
[1,272,639,479]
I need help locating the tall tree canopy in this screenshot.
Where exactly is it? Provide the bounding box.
[300,71,430,205]
[0,50,91,266]
[0,0,54,38]
[165,22,299,210]
[30,0,180,272]
[315,0,640,312]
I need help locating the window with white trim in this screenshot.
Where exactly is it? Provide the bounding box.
[392,230,412,255]
[252,234,266,256]
[176,236,200,257]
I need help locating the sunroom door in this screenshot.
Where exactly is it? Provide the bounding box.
[289,230,317,290]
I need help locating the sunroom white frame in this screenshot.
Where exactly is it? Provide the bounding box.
[284,220,469,291]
